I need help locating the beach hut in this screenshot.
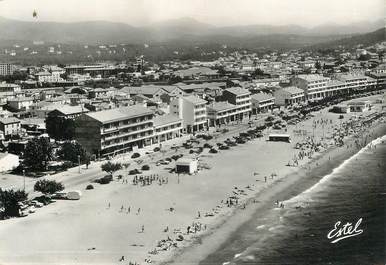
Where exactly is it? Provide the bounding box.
[175,158,198,174]
[268,133,291,143]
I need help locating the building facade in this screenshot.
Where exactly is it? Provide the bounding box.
[170,95,208,133]
[291,74,330,101]
[75,106,154,157]
[222,87,251,120]
[153,114,183,145]
[0,117,21,137]
[0,63,16,76]
[274,87,305,106]
[250,93,275,114]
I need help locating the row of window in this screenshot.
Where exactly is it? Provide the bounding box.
[155,123,182,133]
[102,131,153,147]
[103,115,152,130]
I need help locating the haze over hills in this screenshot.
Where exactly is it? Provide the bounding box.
[309,27,386,49]
[0,16,384,45]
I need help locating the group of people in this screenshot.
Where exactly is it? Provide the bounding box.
[132,174,169,186]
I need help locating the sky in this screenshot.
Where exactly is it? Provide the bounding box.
[0,0,384,27]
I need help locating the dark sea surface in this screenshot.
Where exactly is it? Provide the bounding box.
[200,135,386,265]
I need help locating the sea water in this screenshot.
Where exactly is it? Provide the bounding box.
[201,136,386,265]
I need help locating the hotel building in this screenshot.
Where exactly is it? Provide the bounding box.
[222,87,251,120]
[170,95,207,133]
[291,74,331,101]
[75,105,154,157]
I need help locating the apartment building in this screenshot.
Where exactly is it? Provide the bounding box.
[207,101,243,127]
[222,87,251,120]
[36,71,64,83]
[250,93,275,114]
[291,74,331,101]
[0,83,21,93]
[7,97,34,111]
[75,105,154,157]
[153,114,183,144]
[0,63,16,76]
[170,95,207,133]
[335,74,377,92]
[368,72,386,89]
[274,87,305,106]
[0,117,21,137]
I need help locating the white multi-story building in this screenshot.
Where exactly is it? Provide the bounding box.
[0,83,21,93]
[7,97,34,111]
[0,63,16,76]
[250,93,275,114]
[274,87,305,106]
[222,87,252,120]
[334,74,377,92]
[170,95,207,133]
[291,74,331,101]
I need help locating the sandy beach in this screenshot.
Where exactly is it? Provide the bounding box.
[0,94,385,265]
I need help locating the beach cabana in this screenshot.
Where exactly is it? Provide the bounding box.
[268,133,291,143]
[175,158,198,174]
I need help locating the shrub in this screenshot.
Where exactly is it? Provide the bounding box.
[141,165,150,171]
[339,115,344,119]
[131,153,140,159]
[129,169,141,175]
[34,180,65,195]
[101,161,122,177]
[86,184,94,190]
[117,175,123,180]
[94,175,113,185]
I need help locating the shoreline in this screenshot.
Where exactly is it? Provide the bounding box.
[164,119,386,265]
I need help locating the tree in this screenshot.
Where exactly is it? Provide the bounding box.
[24,137,54,171]
[0,188,28,218]
[101,161,122,177]
[46,116,76,141]
[57,141,88,164]
[34,180,65,195]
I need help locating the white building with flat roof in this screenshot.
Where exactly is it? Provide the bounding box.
[274,87,305,106]
[170,95,207,133]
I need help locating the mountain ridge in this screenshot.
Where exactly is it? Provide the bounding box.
[0,16,383,45]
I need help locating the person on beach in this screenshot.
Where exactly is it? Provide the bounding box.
[141,225,144,233]
[137,208,141,215]
[264,176,267,182]
[198,211,201,218]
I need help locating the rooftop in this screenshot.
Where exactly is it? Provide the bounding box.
[251,93,275,102]
[207,101,236,112]
[182,95,207,105]
[52,105,88,115]
[296,74,330,82]
[224,87,250,96]
[0,117,20,124]
[282,86,304,94]
[85,105,153,124]
[153,114,182,127]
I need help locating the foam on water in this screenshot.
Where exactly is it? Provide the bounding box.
[284,135,386,205]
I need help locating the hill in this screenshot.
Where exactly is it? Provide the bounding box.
[0,16,383,45]
[309,27,385,49]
